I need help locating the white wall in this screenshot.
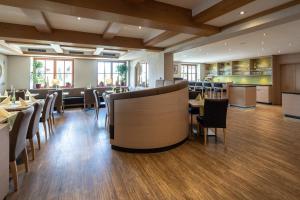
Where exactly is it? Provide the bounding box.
[129,52,164,88]
[0,54,8,93]
[7,56,31,89]
[73,59,98,88]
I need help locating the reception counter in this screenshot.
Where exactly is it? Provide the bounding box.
[229,85,256,108]
[282,92,300,119]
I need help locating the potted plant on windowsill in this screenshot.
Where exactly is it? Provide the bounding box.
[117,64,128,86]
[32,60,45,89]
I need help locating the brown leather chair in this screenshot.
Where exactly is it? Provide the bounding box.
[49,92,58,129]
[84,89,95,109]
[26,102,43,160]
[197,99,229,145]
[40,94,54,140]
[9,107,34,191]
[93,90,100,120]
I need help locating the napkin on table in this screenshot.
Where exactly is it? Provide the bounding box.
[26,90,31,96]
[0,108,10,118]
[0,95,11,105]
[19,97,28,107]
[30,95,37,102]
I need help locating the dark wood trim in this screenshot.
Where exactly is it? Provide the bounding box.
[193,0,255,23]
[222,0,300,29]
[111,137,188,153]
[0,0,219,36]
[144,31,178,46]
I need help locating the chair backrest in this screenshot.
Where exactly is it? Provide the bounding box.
[84,89,95,105]
[203,99,228,128]
[9,107,34,161]
[204,82,212,87]
[27,102,43,139]
[188,82,196,86]
[93,90,99,109]
[102,92,110,113]
[195,82,203,87]
[213,83,223,88]
[48,90,62,109]
[50,92,58,113]
[41,94,54,121]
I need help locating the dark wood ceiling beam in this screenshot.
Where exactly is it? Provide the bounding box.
[222,0,300,29]
[144,31,178,46]
[193,0,255,23]
[0,0,219,36]
[21,8,52,33]
[0,22,163,51]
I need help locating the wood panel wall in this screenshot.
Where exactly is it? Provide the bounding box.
[272,53,300,105]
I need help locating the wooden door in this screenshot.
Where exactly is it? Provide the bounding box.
[280,64,295,92]
[295,64,300,92]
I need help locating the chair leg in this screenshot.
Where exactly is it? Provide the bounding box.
[197,123,200,140]
[47,119,52,134]
[29,138,35,160]
[22,148,29,172]
[43,122,48,140]
[9,161,18,191]
[36,131,41,150]
[52,113,55,125]
[105,114,108,128]
[204,128,207,145]
[223,128,226,144]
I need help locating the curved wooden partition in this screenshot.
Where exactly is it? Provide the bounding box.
[109,81,189,152]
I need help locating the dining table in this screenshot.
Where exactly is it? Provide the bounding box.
[0,99,43,112]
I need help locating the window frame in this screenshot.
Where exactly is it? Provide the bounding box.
[97,61,127,86]
[180,64,199,82]
[140,62,149,87]
[33,58,74,88]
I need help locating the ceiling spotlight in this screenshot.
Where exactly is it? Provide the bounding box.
[77,17,81,20]
[224,42,228,46]
[138,26,142,30]
[278,50,281,53]
[263,33,267,37]
[240,11,245,15]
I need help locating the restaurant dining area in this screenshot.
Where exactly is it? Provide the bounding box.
[0,0,300,200]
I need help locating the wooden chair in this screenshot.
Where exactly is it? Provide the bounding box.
[40,94,54,140]
[9,107,34,191]
[93,90,100,120]
[26,102,43,160]
[48,90,64,113]
[84,89,95,109]
[102,92,110,128]
[197,99,228,145]
[49,92,58,129]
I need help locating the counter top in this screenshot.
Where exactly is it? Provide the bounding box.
[282,91,300,95]
[230,85,257,87]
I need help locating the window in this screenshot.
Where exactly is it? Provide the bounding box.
[180,64,200,81]
[33,58,74,88]
[140,63,149,87]
[97,61,126,86]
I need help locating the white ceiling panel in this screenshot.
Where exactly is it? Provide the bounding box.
[118,24,164,40]
[206,0,292,27]
[155,33,196,48]
[0,5,33,26]
[174,19,300,63]
[44,12,109,34]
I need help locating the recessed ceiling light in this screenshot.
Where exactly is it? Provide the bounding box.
[278,50,281,53]
[77,17,81,20]
[138,26,142,30]
[240,11,245,15]
[263,33,267,37]
[224,42,228,46]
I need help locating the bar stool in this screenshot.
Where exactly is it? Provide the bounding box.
[204,82,213,98]
[213,83,227,99]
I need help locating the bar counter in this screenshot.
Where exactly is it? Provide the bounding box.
[229,85,256,108]
[282,91,300,119]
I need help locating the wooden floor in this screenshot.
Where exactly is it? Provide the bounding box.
[6,104,300,200]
